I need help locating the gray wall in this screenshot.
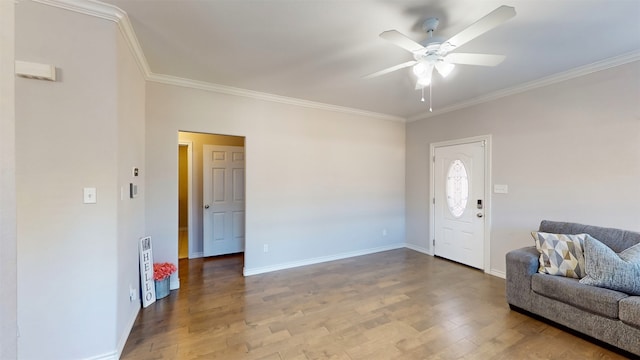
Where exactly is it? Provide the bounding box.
[406,61,640,275]
[16,2,145,358]
[146,82,406,276]
[0,1,17,358]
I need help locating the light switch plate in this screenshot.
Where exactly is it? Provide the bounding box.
[83,187,97,203]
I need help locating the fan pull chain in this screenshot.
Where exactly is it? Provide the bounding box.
[421,87,425,102]
[429,82,433,112]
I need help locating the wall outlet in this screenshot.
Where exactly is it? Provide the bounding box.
[382,228,387,237]
[129,285,137,302]
[263,244,269,253]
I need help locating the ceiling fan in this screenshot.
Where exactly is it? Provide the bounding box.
[365,5,516,108]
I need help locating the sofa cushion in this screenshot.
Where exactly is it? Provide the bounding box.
[531,273,627,319]
[619,297,640,329]
[579,236,640,295]
[539,220,640,253]
[532,232,586,278]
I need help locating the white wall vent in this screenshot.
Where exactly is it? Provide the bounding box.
[15,60,56,81]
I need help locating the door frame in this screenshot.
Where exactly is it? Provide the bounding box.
[429,135,492,273]
[178,140,197,259]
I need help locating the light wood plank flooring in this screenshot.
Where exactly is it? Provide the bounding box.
[121,249,626,359]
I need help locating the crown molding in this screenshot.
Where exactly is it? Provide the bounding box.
[29,0,405,123]
[32,0,119,21]
[31,0,151,78]
[147,73,406,122]
[28,0,639,124]
[407,50,640,122]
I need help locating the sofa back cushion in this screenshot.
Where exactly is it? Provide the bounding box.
[539,220,640,253]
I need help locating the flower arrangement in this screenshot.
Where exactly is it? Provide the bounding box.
[153,262,177,281]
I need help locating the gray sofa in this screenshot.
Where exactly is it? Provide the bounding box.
[506,220,640,356]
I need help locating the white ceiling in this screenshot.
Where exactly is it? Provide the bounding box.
[103,0,640,120]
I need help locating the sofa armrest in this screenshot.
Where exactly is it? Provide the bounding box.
[506,246,539,310]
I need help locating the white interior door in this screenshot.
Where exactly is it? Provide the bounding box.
[434,141,485,269]
[203,145,245,256]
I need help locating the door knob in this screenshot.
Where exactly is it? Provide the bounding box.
[477,213,483,218]
[204,205,210,209]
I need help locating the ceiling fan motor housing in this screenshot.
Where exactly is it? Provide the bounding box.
[414,43,443,62]
[422,17,440,33]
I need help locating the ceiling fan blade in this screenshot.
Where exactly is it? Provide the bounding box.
[379,30,425,53]
[444,53,505,66]
[442,5,515,52]
[363,60,417,79]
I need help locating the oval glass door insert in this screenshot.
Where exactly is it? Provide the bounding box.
[446,159,469,218]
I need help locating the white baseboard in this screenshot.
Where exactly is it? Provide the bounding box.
[489,269,506,279]
[115,305,139,359]
[189,251,203,259]
[405,243,432,255]
[84,350,117,360]
[405,244,505,279]
[170,277,180,290]
[243,243,405,276]
[83,304,139,360]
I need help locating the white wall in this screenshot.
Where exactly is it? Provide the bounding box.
[16,2,145,359]
[0,1,18,358]
[146,82,406,276]
[115,25,146,356]
[406,61,640,275]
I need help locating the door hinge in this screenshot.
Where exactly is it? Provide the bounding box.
[432,198,435,204]
[432,239,435,246]
[433,156,436,163]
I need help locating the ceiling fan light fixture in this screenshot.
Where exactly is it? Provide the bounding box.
[435,61,455,78]
[370,5,516,109]
[417,74,432,87]
[412,62,428,77]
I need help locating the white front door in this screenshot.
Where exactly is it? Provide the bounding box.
[203,145,245,256]
[434,141,485,269]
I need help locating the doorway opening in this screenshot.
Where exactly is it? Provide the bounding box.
[178,131,245,262]
[178,142,191,259]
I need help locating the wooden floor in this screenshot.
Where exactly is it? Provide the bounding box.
[121,249,625,359]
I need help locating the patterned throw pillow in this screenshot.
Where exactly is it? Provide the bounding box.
[531,232,587,278]
[579,236,640,295]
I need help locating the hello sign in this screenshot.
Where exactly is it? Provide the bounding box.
[139,236,156,307]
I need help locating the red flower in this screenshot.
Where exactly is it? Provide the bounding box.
[153,262,177,281]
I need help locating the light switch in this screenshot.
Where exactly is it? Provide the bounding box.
[83,187,97,204]
[494,184,508,194]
